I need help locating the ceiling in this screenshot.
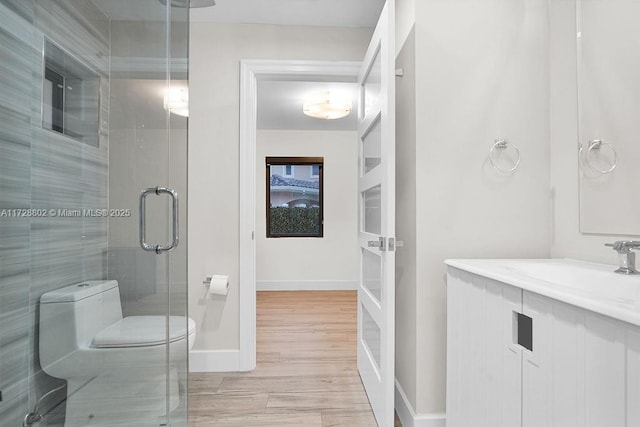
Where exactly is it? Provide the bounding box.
[92,0,385,28]
[190,0,384,27]
[92,0,377,132]
[258,81,358,131]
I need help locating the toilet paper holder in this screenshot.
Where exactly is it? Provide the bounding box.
[202,274,230,296]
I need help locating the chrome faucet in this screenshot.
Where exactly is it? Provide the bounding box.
[605,241,640,274]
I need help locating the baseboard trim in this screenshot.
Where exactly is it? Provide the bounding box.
[256,280,357,291]
[395,379,446,427]
[189,350,243,373]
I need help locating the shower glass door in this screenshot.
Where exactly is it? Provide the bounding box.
[0,1,188,426]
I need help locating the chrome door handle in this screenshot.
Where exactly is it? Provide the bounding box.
[139,187,179,254]
[368,237,403,251]
[367,237,386,251]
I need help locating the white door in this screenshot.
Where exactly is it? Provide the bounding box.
[357,2,395,426]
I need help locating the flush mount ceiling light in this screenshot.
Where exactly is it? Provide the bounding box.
[164,87,189,117]
[302,90,352,120]
[159,0,216,8]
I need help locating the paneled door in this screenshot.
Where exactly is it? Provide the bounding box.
[357,1,395,426]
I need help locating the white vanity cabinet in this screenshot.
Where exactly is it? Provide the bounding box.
[521,290,640,427]
[446,263,640,427]
[446,268,523,427]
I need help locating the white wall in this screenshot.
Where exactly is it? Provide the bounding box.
[395,0,635,421]
[256,130,358,287]
[396,0,415,55]
[394,0,553,418]
[186,4,640,425]
[395,24,418,413]
[189,23,371,350]
[549,0,639,264]
[188,1,629,420]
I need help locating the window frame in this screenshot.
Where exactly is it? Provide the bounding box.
[266,156,324,238]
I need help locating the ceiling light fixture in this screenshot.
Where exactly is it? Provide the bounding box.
[302,90,352,120]
[164,87,189,117]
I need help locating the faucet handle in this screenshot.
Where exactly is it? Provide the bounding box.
[605,241,640,253]
[605,242,622,252]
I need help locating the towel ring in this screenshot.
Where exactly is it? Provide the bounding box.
[489,139,520,174]
[585,139,617,174]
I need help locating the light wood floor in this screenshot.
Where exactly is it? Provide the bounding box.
[188,290,402,427]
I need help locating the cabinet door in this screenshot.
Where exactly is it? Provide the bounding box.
[446,268,522,427]
[628,328,640,426]
[522,291,628,427]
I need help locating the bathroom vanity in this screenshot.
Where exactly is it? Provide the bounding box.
[445,259,640,427]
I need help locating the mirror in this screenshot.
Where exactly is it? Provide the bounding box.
[577,0,640,235]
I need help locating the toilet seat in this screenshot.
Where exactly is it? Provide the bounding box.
[92,316,195,348]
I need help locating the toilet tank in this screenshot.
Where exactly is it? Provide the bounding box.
[39,280,122,372]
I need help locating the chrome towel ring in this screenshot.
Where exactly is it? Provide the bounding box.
[489,139,520,174]
[584,139,617,174]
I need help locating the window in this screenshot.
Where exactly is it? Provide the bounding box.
[266,157,323,238]
[43,39,100,147]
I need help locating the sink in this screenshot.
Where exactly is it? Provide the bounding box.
[502,259,640,305]
[445,258,640,325]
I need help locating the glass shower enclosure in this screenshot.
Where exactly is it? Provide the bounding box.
[0,0,189,426]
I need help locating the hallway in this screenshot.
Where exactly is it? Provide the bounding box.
[188,291,394,426]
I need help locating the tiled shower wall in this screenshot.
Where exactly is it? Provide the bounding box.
[0,1,110,424]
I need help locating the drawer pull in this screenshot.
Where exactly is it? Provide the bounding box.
[517,313,533,351]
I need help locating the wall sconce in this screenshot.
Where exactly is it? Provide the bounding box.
[303,90,352,120]
[164,86,189,117]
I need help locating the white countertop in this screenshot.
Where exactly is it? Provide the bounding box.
[445,258,640,327]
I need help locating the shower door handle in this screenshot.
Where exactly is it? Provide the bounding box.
[139,187,179,254]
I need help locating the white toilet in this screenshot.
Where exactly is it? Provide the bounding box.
[39,280,195,427]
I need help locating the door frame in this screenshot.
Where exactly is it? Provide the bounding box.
[238,59,362,370]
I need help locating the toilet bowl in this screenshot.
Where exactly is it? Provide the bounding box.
[39,280,195,426]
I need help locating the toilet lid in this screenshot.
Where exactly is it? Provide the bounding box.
[92,316,196,348]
